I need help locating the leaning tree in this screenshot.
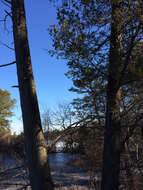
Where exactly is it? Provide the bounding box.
[0,0,54,190]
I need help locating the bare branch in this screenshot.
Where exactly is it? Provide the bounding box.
[12,85,19,88]
[3,0,11,4]
[0,165,24,175]
[46,115,95,151]
[1,0,11,7]
[0,61,16,68]
[0,10,12,32]
[0,40,14,50]
[0,13,9,32]
[4,10,12,18]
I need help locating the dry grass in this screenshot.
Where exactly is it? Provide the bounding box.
[67,158,87,168]
[55,185,95,190]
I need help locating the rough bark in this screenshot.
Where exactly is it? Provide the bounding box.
[124,143,137,190]
[101,1,123,190]
[11,0,54,189]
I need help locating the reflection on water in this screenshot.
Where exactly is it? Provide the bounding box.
[0,153,81,168]
[48,153,81,166]
[56,141,65,152]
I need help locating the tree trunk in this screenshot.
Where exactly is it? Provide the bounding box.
[101,1,123,190]
[124,143,137,190]
[11,0,54,189]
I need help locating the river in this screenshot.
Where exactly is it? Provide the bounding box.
[49,153,81,166]
[1,153,81,168]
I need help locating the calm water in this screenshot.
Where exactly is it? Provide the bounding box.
[0,153,81,168]
[48,153,81,166]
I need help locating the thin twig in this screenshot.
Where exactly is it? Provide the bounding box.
[1,0,11,8]
[3,0,11,4]
[0,40,14,50]
[4,10,12,18]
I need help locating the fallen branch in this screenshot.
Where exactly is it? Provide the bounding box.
[0,182,28,186]
[0,165,24,176]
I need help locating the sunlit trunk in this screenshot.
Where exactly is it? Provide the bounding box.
[11,0,54,189]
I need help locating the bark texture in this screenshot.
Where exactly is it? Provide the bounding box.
[101,1,123,190]
[11,0,54,189]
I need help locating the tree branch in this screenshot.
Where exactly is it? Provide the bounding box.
[1,0,11,8]
[120,113,143,152]
[0,40,14,50]
[0,61,16,68]
[46,115,95,151]
[11,85,19,88]
[119,23,142,86]
[3,0,11,4]
[4,10,12,18]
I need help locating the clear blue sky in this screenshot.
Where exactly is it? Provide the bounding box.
[0,0,78,134]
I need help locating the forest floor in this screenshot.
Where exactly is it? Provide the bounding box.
[0,156,96,190]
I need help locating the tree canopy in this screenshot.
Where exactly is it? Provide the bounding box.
[49,0,143,128]
[49,1,143,189]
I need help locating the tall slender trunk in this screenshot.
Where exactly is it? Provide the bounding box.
[11,0,54,189]
[101,1,123,190]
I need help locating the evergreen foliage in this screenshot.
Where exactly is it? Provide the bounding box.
[0,89,16,135]
[49,1,143,189]
[49,0,143,119]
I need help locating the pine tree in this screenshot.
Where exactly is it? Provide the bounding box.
[49,1,143,189]
[0,89,15,135]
